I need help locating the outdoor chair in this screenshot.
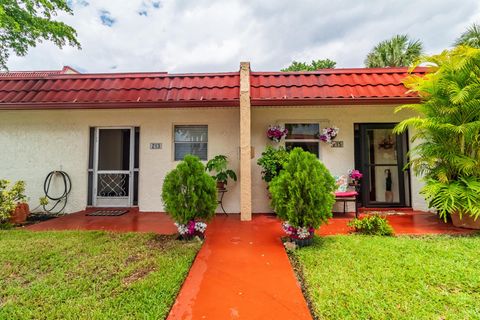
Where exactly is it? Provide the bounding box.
[334,175,359,218]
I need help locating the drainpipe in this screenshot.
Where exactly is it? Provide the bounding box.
[239,62,252,221]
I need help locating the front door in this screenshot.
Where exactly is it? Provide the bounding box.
[93,127,135,207]
[355,123,410,208]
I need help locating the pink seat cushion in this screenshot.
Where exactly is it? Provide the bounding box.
[335,191,358,197]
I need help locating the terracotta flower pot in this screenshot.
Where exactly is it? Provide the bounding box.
[216,181,226,190]
[10,203,30,224]
[451,212,480,230]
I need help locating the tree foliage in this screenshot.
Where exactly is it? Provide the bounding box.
[455,23,480,49]
[365,34,423,68]
[394,46,480,219]
[161,155,217,224]
[0,0,80,70]
[281,59,336,72]
[269,148,336,229]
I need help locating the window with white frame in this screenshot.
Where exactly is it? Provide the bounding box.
[284,123,320,158]
[174,125,208,161]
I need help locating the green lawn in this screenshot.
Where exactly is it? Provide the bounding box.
[0,230,200,319]
[292,235,480,320]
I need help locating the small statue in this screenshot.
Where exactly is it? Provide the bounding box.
[385,169,393,202]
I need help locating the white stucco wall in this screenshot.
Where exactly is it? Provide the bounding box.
[0,108,241,213]
[251,105,429,213]
[0,104,429,215]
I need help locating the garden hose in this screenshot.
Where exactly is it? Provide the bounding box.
[42,171,72,215]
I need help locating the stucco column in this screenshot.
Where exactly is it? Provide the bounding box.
[239,62,252,221]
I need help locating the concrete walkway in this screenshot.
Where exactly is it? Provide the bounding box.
[167,214,312,320]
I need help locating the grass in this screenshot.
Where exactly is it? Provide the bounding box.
[0,230,201,319]
[291,235,480,320]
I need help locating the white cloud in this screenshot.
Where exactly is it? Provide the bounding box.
[7,0,480,72]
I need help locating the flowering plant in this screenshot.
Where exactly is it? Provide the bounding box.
[174,220,207,238]
[282,221,314,239]
[348,169,363,181]
[318,127,339,144]
[267,125,288,142]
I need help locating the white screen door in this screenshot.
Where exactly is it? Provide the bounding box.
[93,127,134,207]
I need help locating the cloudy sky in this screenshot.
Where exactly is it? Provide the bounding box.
[8,0,480,73]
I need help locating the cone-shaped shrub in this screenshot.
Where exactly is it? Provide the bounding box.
[270,148,336,229]
[161,155,217,224]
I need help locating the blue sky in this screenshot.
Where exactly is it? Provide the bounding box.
[8,0,480,73]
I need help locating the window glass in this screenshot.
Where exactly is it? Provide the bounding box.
[174,125,208,160]
[285,123,320,158]
[285,123,319,139]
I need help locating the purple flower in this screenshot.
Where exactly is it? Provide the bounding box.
[267,125,288,142]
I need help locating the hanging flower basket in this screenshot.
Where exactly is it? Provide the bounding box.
[318,127,339,144]
[175,220,207,240]
[267,125,288,142]
[282,221,315,247]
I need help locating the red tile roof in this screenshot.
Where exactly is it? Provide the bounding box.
[250,67,427,106]
[0,66,80,78]
[0,72,240,109]
[0,67,425,110]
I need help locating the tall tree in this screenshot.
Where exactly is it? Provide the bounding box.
[455,23,480,48]
[0,0,80,70]
[364,34,423,68]
[281,59,336,72]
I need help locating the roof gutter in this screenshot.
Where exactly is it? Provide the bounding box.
[0,100,240,110]
[251,96,421,107]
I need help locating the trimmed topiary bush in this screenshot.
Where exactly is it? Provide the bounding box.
[161,155,217,238]
[270,148,336,241]
[348,214,394,236]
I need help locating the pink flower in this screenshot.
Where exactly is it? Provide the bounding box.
[349,169,363,180]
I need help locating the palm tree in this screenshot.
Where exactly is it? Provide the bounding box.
[394,46,480,221]
[455,23,480,48]
[364,34,423,68]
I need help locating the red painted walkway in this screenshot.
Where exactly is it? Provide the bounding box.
[317,211,474,236]
[27,209,472,236]
[167,214,312,320]
[26,208,177,234]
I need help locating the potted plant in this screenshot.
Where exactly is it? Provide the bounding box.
[269,148,336,246]
[205,155,237,190]
[267,125,288,142]
[0,180,29,225]
[394,46,480,229]
[318,127,339,144]
[162,155,217,240]
[256,146,289,184]
[348,169,363,191]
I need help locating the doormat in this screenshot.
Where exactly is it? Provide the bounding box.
[86,209,129,216]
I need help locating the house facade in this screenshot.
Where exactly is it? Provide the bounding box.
[0,63,429,220]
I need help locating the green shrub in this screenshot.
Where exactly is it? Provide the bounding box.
[269,148,336,229]
[205,155,237,185]
[0,180,26,222]
[394,46,480,220]
[161,155,217,224]
[348,215,394,236]
[257,146,289,183]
